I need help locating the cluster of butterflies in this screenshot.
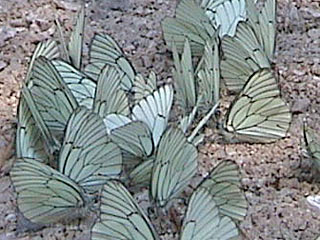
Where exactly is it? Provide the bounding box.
[10,2,250,239]
[163,0,291,144]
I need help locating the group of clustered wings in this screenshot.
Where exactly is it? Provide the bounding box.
[9,0,295,239]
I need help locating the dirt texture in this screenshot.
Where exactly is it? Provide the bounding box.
[0,0,320,239]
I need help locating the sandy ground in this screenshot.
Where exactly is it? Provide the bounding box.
[0,0,320,239]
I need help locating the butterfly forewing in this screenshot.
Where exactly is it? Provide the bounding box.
[91,181,159,240]
[59,107,122,192]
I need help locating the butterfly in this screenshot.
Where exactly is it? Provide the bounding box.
[85,33,136,91]
[91,180,159,240]
[221,69,291,143]
[220,0,276,92]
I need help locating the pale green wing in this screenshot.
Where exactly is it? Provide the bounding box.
[161,0,215,56]
[200,0,246,37]
[59,107,122,192]
[85,34,135,91]
[222,69,291,143]
[10,158,91,226]
[220,21,270,92]
[151,127,198,207]
[133,72,157,104]
[199,160,247,221]
[16,97,50,162]
[91,181,159,240]
[180,188,238,240]
[93,65,129,117]
[109,120,154,166]
[172,39,196,111]
[67,6,85,69]
[197,39,220,106]
[52,59,96,109]
[132,85,173,147]
[26,39,60,81]
[303,124,320,171]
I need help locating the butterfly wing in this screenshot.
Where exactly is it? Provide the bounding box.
[257,0,276,61]
[132,85,173,147]
[151,127,198,207]
[222,69,291,143]
[180,188,239,240]
[59,107,122,192]
[85,34,135,91]
[172,39,197,111]
[10,158,90,225]
[109,120,154,168]
[199,160,247,221]
[220,22,271,92]
[52,59,96,109]
[91,180,159,240]
[68,6,85,69]
[93,65,129,117]
[16,97,50,162]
